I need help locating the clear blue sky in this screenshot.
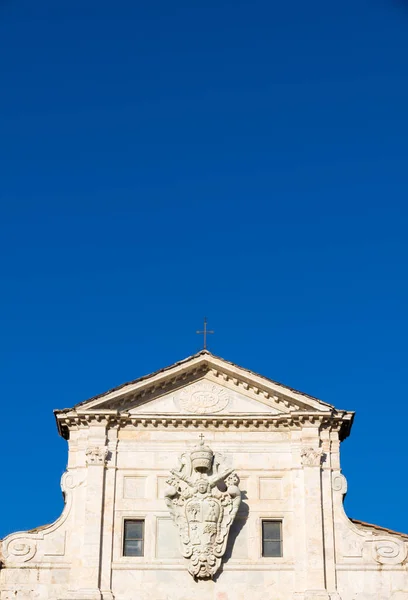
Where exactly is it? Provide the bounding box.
[1,0,407,538]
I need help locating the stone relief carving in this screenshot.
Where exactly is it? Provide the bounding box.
[365,537,407,565]
[3,538,38,563]
[85,445,108,465]
[332,473,348,494]
[62,470,85,491]
[2,470,83,566]
[164,437,241,578]
[177,381,230,414]
[301,446,323,467]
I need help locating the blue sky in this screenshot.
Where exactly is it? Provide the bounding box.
[1,0,407,538]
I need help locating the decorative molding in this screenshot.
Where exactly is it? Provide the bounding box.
[259,477,283,500]
[43,531,66,557]
[123,476,146,499]
[57,412,349,438]
[164,439,241,578]
[85,445,108,466]
[301,447,324,467]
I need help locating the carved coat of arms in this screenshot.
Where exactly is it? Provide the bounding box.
[164,438,241,579]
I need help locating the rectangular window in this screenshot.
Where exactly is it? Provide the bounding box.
[123,519,144,557]
[262,520,282,557]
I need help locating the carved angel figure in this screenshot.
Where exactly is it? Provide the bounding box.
[164,439,241,579]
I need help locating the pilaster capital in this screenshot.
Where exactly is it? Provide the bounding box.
[301,446,324,467]
[85,445,108,466]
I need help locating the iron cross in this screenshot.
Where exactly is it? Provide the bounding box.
[196,317,214,350]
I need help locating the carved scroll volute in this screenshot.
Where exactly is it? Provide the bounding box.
[364,537,407,565]
[164,438,241,579]
[2,470,84,566]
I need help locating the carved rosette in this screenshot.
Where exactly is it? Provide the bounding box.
[164,439,241,578]
[85,445,108,465]
[301,446,323,467]
[177,381,230,414]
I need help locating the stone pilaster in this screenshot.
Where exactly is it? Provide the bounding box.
[64,427,108,600]
[99,428,118,600]
[300,429,330,600]
[291,431,308,596]
[320,430,338,598]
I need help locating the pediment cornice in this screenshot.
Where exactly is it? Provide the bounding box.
[54,351,354,440]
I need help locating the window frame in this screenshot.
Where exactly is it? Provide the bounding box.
[123,518,145,557]
[261,519,283,558]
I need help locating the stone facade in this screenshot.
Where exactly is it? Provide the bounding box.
[1,350,407,600]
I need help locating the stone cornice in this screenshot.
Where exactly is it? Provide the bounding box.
[55,409,354,441]
[55,353,343,416]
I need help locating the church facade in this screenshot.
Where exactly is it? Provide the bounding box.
[1,351,408,600]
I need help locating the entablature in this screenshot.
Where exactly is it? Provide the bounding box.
[55,409,353,440]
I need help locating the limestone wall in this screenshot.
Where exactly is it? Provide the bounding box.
[1,423,408,600]
[332,473,408,600]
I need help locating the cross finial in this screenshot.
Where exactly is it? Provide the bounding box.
[199,433,205,445]
[196,317,214,350]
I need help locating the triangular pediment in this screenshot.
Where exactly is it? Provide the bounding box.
[54,351,354,440]
[57,351,342,416]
